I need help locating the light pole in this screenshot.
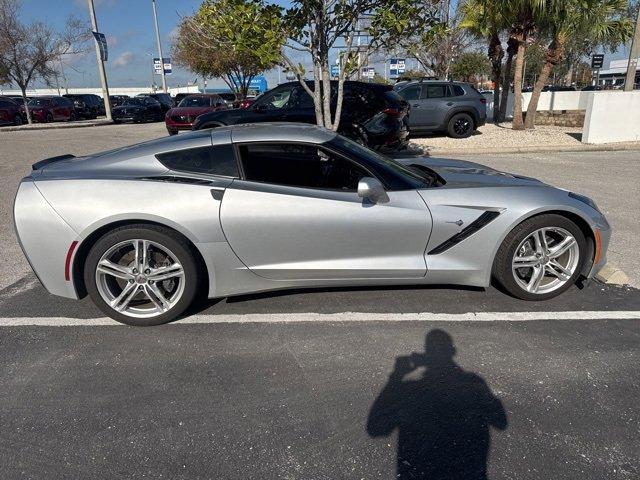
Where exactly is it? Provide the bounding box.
[87,0,112,120]
[624,3,640,91]
[151,0,168,93]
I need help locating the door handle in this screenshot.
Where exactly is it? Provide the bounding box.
[446,102,454,106]
[412,104,420,108]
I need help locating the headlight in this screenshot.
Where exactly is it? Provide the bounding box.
[569,192,601,213]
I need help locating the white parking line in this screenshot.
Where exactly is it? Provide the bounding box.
[0,310,639,326]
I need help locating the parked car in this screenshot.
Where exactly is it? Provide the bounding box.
[542,85,577,92]
[63,94,104,119]
[194,81,410,149]
[14,123,610,325]
[138,93,174,113]
[26,96,76,122]
[395,80,487,138]
[112,97,164,123]
[239,97,256,109]
[0,97,24,126]
[109,95,130,108]
[217,92,242,108]
[165,94,228,135]
[172,93,193,105]
[581,85,603,91]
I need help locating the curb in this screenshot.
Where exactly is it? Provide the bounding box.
[413,142,640,156]
[0,119,113,132]
[595,264,630,286]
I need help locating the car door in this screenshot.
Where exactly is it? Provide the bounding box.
[398,85,428,129]
[0,99,13,125]
[281,86,315,124]
[420,84,451,127]
[220,142,431,280]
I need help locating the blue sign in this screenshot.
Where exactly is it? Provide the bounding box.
[389,58,406,79]
[92,31,108,61]
[230,75,268,93]
[330,65,340,77]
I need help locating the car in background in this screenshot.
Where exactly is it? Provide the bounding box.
[217,92,242,108]
[542,85,576,92]
[581,85,603,91]
[239,97,256,109]
[138,93,174,113]
[109,95,130,108]
[173,93,193,105]
[0,97,25,126]
[193,81,410,149]
[26,96,76,122]
[395,80,487,138]
[112,96,164,123]
[63,94,104,119]
[165,94,228,135]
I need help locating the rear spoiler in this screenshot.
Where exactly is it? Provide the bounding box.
[32,154,75,171]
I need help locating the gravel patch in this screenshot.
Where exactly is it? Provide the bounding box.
[409,123,640,153]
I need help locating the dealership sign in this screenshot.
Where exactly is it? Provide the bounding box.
[153,57,172,75]
[389,58,406,78]
[92,31,108,61]
[362,67,375,79]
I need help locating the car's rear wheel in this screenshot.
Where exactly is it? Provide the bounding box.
[493,214,587,300]
[447,113,474,138]
[45,113,54,123]
[13,114,22,126]
[84,225,200,326]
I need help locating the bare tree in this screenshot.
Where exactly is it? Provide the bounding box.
[0,0,88,123]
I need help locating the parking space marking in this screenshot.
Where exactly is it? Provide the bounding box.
[1,310,639,326]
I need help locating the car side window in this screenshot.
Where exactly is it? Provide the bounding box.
[155,144,239,177]
[239,143,369,191]
[425,85,446,98]
[450,85,465,97]
[399,85,421,101]
[289,87,314,109]
[254,86,294,110]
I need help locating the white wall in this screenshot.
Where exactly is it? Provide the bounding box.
[521,91,595,111]
[484,92,514,121]
[582,91,640,144]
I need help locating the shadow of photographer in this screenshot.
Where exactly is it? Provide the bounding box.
[367,329,508,479]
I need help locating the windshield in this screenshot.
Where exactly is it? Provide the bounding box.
[28,98,51,106]
[122,98,145,107]
[328,135,436,189]
[178,96,211,107]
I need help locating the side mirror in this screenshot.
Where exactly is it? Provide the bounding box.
[357,177,388,203]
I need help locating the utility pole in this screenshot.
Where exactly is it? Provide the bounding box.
[87,0,112,120]
[151,0,167,93]
[624,4,640,92]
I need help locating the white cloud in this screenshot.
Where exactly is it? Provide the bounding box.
[113,51,134,68]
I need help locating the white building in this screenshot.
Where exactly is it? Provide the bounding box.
[596,58,640,88]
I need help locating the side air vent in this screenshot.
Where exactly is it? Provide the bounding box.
[428,211,500,255]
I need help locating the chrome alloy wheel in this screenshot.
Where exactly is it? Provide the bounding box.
[95,239,185,318]
[511,227,580,294]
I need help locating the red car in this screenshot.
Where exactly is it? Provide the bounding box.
[26,96,76,123]
[165,94,228,135]
[0,97,25,126]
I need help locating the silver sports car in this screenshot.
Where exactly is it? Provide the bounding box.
[14,123,610,326]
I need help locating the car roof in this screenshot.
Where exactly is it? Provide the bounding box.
[228,122,336,144]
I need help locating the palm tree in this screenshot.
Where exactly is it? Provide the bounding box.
[523,0,633,129]
[461,0,506,122]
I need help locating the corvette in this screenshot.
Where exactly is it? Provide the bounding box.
[14,123,610,326]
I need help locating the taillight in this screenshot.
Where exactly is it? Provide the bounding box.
[479,98,487,104]
[382,107,401,116]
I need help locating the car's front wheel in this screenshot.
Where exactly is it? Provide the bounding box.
[84,225,200,326]
[493,214,587,300]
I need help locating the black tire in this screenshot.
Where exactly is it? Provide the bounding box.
[447,112,474,138]
[167,129,178,136]
[45,113,54,123]
[13,114,22,126]
[492,214,587,301]
[83,224,201,326]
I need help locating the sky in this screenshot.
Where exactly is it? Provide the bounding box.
[15,0,635,91]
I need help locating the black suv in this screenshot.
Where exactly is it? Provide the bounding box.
[138,93,174,113]
[63,94,104,119]
[394,81,487,138]
[193,81,409,149]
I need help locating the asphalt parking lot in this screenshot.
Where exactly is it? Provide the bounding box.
[1,124,639,479]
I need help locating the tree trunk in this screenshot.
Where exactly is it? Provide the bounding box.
[524,36,565,129]
[487,32,504,123]
[511,34,526,130]
[20,85,32,124]
[498,36,518,122]
[321,60,332,130]
[564,64,573,86]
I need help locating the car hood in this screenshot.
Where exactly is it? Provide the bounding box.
[396,156,545,188]
[168,106,212,116]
